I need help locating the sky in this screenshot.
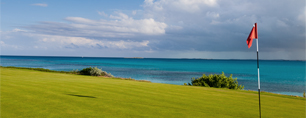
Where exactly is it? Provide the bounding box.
[1,0,305,60]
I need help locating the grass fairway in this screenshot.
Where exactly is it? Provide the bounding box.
[1,67,305,118]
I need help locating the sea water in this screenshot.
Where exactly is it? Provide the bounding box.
[1,56,305,96]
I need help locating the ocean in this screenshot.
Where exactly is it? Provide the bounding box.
[0,55,305,96]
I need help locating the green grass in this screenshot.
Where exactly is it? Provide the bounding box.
[1,66,78,74]
[1,67,305,118]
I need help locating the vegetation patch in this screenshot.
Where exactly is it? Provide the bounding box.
[186,72,244,90]
[79,67,114,77]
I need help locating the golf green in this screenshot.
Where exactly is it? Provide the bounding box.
[1,67,305,117]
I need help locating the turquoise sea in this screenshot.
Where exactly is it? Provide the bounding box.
[0,55,305,96]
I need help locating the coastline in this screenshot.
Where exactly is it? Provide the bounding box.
[1,56,304,97]
[1,66,304,98]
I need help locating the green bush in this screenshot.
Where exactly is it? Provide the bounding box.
[79,67,113,77]
[188,72,244,90]
[90,67,102,76]
[101,71,114,77]
[79,67,93,75]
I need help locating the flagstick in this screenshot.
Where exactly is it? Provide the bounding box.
[256,38,261,118]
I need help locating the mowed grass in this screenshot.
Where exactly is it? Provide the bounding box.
[1,67,305,118]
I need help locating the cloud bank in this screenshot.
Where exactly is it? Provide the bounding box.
[26,12,167,38]
[2,0,305,60]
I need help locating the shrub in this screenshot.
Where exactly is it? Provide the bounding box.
[101,71,107,76]
[79,67,113,77]
[101,71,114,77]
[79,67,93,75]
[188,72,244,90]
[303,91,305,98]
[90,67,103,76]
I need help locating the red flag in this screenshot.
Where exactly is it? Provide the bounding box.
[246,23,258,48]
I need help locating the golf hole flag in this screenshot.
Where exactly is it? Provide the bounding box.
[247,23,261,118]
[246,23,258,48]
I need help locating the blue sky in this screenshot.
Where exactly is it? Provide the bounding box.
[2,0,144,30]
[1,0,305,60]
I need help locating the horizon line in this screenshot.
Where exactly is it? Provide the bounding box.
[1,55,305,61]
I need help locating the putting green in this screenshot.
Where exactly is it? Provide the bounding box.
[1,67,305,117]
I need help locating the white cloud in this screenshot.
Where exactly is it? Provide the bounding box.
[144,0,218,13]
[38,34,150,49]
[12,28,27,32]
[109,12,129,19]
[31,3,48,7]
[1,29,151,52]
[132,10,137,15]
[27,12,167,38]
[66,16,167,35]
[0,29,154,56]
[206,12,219,18]
[98,11,108,17]
[0,40,20,49]
[65,17,95,24]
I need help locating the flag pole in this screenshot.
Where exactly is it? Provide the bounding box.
[255,23,261,118]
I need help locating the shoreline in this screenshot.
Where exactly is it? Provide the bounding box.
[1,66,304,98]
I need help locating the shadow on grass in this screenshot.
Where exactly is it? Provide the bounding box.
[66,94,96,98]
